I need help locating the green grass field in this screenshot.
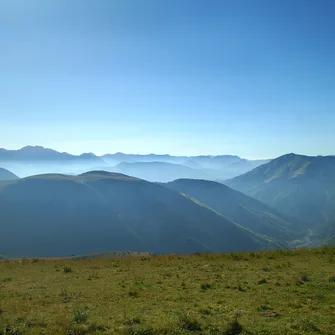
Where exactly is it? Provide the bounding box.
[1,248,334,335]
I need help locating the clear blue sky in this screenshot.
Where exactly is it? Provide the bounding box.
[1,0,334,158]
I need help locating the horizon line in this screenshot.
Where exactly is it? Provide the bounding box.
[1,144,275,160]
[2,145,335,160]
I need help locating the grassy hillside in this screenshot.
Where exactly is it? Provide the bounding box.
[165,179,303,242]
[0,248,334,334]
[226,154,335,228]
[0,167,19,181]
[0,172,275,258]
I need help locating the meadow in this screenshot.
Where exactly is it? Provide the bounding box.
[0,248,334,335]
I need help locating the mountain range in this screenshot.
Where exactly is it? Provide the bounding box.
[0,146,103,163]
[0,146,270,181]
[0,171,278,258]
[1,150,334,258]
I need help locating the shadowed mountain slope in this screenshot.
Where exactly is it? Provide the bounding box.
[165,179,302,242]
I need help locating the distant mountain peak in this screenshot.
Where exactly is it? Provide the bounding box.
[277,153,320,161]
[20,145,46,151]
[226,153,335,229]
[80,152,97,157]
[19,145,57,154]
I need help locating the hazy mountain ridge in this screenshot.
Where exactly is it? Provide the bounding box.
[103,152,269,171]
[103,161,217,182]
[0,171,277,258]
[0,146,270,180]
[92,159,272,183]
[0,146,102,162]
[226,153,335,228]
[0,146,107,177]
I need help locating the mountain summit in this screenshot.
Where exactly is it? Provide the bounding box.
[226,154,335,228]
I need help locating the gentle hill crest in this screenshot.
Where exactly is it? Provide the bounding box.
[0,167,19,181]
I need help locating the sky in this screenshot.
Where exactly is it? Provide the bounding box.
[0,0,334,159]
